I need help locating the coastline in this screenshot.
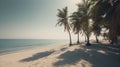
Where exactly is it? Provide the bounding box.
[0,43,120,67]
[0,43,68,67]
[0,39,69,55]
[0,43,67,56]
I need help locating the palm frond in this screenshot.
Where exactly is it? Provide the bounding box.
[56,6,71,32]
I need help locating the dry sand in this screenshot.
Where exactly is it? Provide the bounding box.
[0,44,120,67]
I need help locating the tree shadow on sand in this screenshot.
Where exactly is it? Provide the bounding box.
[20,50,55,62]
[54,44,120,67]
[60,47,68,51]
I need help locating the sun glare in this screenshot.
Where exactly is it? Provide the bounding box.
[66,0,83,14]
[68,0,83,5]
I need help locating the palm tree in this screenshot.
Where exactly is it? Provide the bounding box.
[56,7,72,46]
[70,11,82,44]
[92,23,101,43]
[90,0,108,43]
[77,0,92,46]
[108,0,120,44]
[90,0,120,44]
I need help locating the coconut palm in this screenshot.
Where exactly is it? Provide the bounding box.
[56,7,72,46]
[90,0,120,44]
[108,0,120,44]
[77,0,93,46]
[70,11,82,44]
[92,22,101,43]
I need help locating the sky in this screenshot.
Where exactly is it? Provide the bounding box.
[0,0,84,39]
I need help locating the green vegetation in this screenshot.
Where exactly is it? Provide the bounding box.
[56,0,120,46]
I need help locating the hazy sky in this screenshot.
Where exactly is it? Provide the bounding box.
[0,0,82,39]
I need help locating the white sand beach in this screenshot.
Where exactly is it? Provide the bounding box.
[0,44,120,67]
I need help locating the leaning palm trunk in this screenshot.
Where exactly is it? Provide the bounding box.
[85,25,91,46]
[109,13,119,45]
[77,33,80,44]
[85,36,87,42]
[86,34,90,46]
[83,30,91,46]
[68,30,72,46]
[85,31,91,46]
[56,7,73,46]
[95,35,99,43]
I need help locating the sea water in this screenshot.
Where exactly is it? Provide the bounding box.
[0,39,68,54]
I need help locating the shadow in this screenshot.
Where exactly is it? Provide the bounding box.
[60,47,67,51]
[54,44,120,67]
[90,43,120,53]
[20,50,55,62]
[54,48,88,67]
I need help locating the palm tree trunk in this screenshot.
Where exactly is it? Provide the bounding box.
[77,33,80,44]
[95,35,99,43]
[87,35,89,43]
[68,30,72,46]
[86,34,91,46]
[85,36,87,42]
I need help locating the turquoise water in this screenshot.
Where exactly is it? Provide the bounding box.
[0,39,68,54]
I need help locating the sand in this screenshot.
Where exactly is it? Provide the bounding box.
[0,44,120,67]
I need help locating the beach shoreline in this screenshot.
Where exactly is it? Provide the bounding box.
[0,39,69,56]
[0,43,120,67]
[0,43,67,56]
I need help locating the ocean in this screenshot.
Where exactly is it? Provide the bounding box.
[0,39,68,55]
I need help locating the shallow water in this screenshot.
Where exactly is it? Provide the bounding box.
[0,39,68,54]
